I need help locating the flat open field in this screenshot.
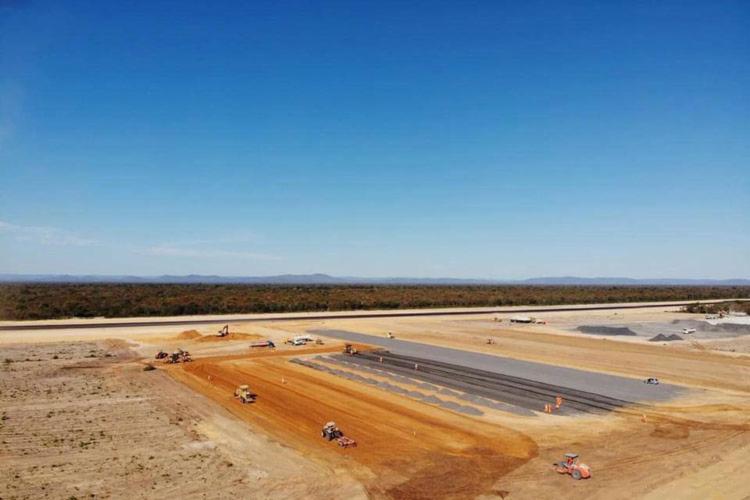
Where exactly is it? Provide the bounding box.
[2,302,750,499]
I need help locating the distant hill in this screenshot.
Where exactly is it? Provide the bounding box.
[0,273,748,286]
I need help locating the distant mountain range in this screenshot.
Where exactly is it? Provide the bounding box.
[0,273,748,286]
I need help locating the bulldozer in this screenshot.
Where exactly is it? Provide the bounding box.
[234,384,257,404]
[554,453,591,480]
[217,325,229,337]
[321,421,356,448]
[343,344,358,356]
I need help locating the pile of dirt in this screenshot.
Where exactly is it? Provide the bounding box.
[195,332,262,342]
[576,325,637,336]
[649,334,683,342]
[176,330,202,340]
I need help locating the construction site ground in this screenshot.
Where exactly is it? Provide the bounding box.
[2,304,749,499]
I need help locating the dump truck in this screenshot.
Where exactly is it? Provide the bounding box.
[321,421,356,448]
[554,453,591,480]
[250,340,276,348]
[234,385,257,404]
[343,344,358,355]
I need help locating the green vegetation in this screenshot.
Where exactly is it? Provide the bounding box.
[681,300,750,315]
[0,284,748,321]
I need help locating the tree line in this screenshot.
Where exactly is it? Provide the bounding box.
[1,283,748,320]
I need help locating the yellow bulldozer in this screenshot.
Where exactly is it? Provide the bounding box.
[234,384,257,404]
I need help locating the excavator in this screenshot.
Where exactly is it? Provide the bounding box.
[217,325,229,337]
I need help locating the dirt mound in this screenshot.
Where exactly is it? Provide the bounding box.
[649,334,683,342]
[195,332,262,342]
[176,330,202,340]
[576,325,637,336]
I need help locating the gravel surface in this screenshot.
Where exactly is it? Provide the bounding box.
[311,329,685,403]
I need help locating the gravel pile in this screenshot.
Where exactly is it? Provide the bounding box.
[576,326,637,336]
[648,334,683,342]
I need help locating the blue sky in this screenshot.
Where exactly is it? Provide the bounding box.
[1,1,748,278]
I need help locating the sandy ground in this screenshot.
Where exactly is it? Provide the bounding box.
[2,303,750,498]
[0,341,363,499]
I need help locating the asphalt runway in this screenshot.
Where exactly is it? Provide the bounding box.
[311,329,685,404]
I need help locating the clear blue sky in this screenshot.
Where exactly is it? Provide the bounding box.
[1,1,748,278]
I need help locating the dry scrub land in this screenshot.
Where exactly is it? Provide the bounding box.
[2,304,750,499]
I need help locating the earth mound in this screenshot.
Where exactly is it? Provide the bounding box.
[649,334,683,342]
[577,326,637,336]
[196,332,262,342]
[176,330,201,340]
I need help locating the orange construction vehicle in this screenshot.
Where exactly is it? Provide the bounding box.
[554,453,591,480]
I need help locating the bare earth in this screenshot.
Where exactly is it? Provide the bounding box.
[2,303,749,499]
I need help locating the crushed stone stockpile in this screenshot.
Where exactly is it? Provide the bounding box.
[576,325,638,336]
[649,334,683,342]
[289,358,484,416]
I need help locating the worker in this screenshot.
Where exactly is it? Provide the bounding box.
[556,396,563,408]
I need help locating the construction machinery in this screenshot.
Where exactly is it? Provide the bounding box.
[234,384,257,404]
[155,351,168,360]
[167,349,192,363]
[554,453,591,480]
[343,344,359,356]
[386,332,395,339]
[321,421,357,448]
[250,340,276,348]
[217,325,229,337]
[644,377,660,385]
